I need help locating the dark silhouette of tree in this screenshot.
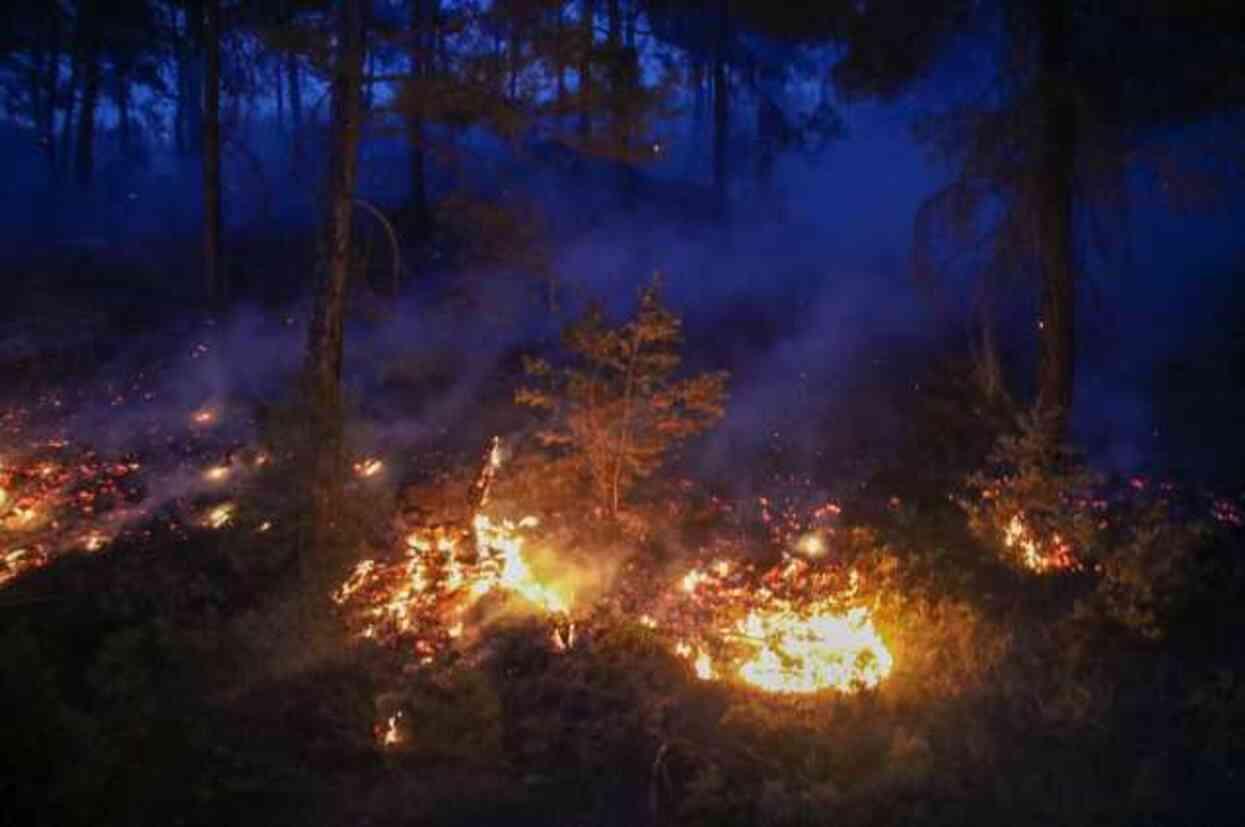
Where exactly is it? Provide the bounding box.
[833,0,1245,435]
[202,0,223,301]
[306,0,365,569]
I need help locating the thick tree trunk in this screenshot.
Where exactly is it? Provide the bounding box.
[712,0,730,219]
[306,0,365,572]
[1035,0,1077,433]
[203,0,224,302]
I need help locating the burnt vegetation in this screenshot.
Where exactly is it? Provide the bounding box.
[2,2,1245,826]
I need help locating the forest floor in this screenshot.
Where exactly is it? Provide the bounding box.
[2,275,1245,827]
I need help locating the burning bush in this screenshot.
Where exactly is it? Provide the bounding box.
[516,277,728,518]
[963,411,1101,574]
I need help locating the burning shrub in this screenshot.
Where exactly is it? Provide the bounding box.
[963,410,1101,574]
[516,277,729,518]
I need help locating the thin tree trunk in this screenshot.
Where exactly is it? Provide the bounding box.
[41,10,61,181]
[185,0,205,157]
[275,58,285,130]
[203,0,223,302]
[117,68,134,161]
[578,0,593,139]
[508,15,520,102]
[288,53,304,157]
[555,3,566,111]
[306,0,366,572]
[712,0,729,219]
[607,0,622,144]
[1035,0,1077,433]
[610,323,643,516]
[60,48,80,183]
[408,0,429,225]
[74,29,101,191]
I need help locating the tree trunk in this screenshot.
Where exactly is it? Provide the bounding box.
[1035,0,1077,433]
[408,0,429,225]
[60,42,80,184]
[74,29,101,191]
[41,10,61,181]
[116,66,134,161]
[305,0,366,573]
[185,0,205,157]
[555,3,566,111]
[275,58,285,130]
[607,0,623,145]
[203,0,224,302]
[288,53,304,157]
[578,0,593,139]
[712,0,730,219]
[610,323,643,517]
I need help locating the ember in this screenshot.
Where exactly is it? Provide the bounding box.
[353,458,384,478]
[1003,513,1078,573]
[333,510,574,655]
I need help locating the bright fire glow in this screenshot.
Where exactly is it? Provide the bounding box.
[1003,513,1077,573]
[204,503,235,529]
[664,555,893,694]
[333,511,573,657]
[353,458,384,478]
[203,464,231,482]
[191,408,217,426]
[735,604,892,693]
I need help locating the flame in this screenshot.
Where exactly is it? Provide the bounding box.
[353,458,384,478]
[1003,513,1077,573]
[203,464,231,482]
[735,604,892,693]
[204,503,235,529]
[333,511,574,656]
[662,556,893,694]
[675,642,717,680]
[379,712,404,747]
[191,408,217,426]
[796,532,827,558]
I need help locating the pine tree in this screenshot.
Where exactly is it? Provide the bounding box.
[517,277,728,516]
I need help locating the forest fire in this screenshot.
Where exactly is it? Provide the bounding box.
[1003,513,1079,573]
[656,556,893,694]
[333,510,574,657]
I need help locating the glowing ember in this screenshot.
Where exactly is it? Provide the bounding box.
[353,458,384,478]
[333,511,573,656]
[191,408,218,426]
[203,464,231,482]
[379,712,404,747]
[1003,513,1077,573]
[204,503,235,529]
[796,532,827,558]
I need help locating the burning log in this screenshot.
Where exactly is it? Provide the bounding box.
[466,436,502,512]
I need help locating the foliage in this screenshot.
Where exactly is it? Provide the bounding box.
[962,409,1101,573]
[517,277,728,516]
